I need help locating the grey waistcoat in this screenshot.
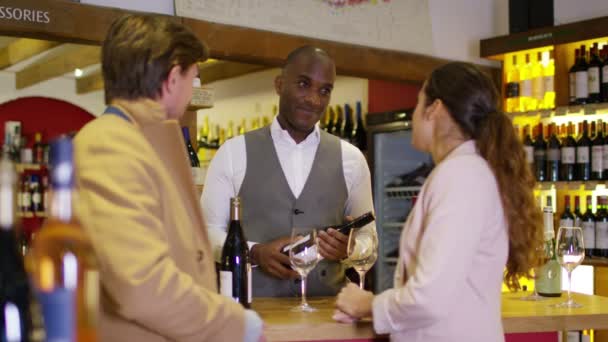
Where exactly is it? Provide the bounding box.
[239,126,348,297]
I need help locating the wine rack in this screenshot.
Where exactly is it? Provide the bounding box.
[384,185,421,199]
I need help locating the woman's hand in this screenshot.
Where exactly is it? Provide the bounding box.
[335,283,374,319]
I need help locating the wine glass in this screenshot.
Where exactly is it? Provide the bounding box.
[520,245,546,301]
[554,226,585,308]
[347,228,378,289]
[289,227,320,312]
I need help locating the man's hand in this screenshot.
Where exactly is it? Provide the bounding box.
[251,237,299,280]
[318,216,353,261]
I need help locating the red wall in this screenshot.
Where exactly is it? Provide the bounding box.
[368,79,421,113]
[0,96,95,147]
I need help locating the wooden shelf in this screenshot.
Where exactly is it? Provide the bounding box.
[535,181,608,191]
[507,103,608,119]
[583,259,608,267]
[17,211,47,218]
[15,163,47,173]
[480,15,608,59]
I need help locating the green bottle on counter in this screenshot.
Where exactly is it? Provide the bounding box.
[536,196,562,297]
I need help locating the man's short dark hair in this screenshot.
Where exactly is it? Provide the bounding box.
[101,14,208,104]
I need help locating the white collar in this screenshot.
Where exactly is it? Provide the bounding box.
[270,116,320,147]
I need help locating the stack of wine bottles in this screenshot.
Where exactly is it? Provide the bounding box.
[504,50,555,112]
[521,120,608,182]
[569,42,608,105]
[558,194,608,259]
[319,101,367,151]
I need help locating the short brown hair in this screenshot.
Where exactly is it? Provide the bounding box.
[101,14,208,103]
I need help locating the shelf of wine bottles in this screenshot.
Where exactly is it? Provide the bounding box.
[385,186,421,199]
[508,103,608,119]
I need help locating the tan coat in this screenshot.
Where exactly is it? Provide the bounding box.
[74,99,245,342]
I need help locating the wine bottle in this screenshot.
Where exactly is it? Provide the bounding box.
[561,123,577,181]
[541,50,555,109]
[573,196,583,228]
[588,45,602,103]
[576,120,591,181]
[537,196,562,297]
[596,196,608,258]
[28,137,99,342]
[182,127,200,168]
[575,45,589,105]
[560,195,575,228]
[523,125,534,170]
[353,101,367,151]
[506,55,520,112]
[602,46,608,103]
[569,48,579,105]
[591,120,604,180]
[33,133,44,165]
[519,54,532,112]
[581,195,596,258]
[331,105,343,137]
[546,123,560,182]
[533,123,547,181]
[0,155,33,341]
[325,107,335,135]
[281,211,375,255]
[341,103,354,143]
[219,197,251,308]
[530,52,544,111]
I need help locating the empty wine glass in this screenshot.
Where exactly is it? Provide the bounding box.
[520,245,546,301]
[289,227,320,312]
[554,226,585,308]
[347,228,378,289]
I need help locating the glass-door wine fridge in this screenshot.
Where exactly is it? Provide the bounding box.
[366,110,432,292]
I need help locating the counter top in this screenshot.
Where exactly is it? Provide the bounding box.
[252,292,608,341]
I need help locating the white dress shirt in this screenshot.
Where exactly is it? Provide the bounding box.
[201,117,374,260]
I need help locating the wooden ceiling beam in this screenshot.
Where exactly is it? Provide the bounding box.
[15,44,100,89]
[199,60,267,85]
[75,69,103,94]
[0,38,60,69]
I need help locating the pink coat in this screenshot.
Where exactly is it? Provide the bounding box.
[373,140,508,342]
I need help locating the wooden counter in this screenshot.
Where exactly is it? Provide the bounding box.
[252,293,608,341]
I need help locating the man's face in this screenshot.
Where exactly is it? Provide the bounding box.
[166,63,199,119]
[275,55,335,134]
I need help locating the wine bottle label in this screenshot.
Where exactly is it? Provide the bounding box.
[560,218,574,228]
[32,192,41,204]
[532,76,544,100]
[592,145,604,172]
[520,79,532,97]
[582,221,596,249]
[569,73,576,101]
[561,147,575,164]
[247,263,252,304]
[574,217,582,229]
[596,222,608,249]
[588,67,600,94]
[576,71,589,98]
[534,149,546,160]
[603,145,608,171]
[603,66,608,84]
[577,146,590,163]
[547,148,560,161]
[524,146,534,163]
[544,75,554,92]
[22,192,31,207]
[219,271,233,298]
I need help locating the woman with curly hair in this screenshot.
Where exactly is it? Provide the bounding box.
[334,62,543,342]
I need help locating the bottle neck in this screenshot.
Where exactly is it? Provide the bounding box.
[50,188,73,222]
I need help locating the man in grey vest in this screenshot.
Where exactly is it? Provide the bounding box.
[201,46,374,297]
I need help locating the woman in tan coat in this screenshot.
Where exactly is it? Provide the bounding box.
[335,62,543,342]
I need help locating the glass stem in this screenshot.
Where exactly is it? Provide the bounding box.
[358,271,366,290]
[301,275,307,307]
[567,270,573,303]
